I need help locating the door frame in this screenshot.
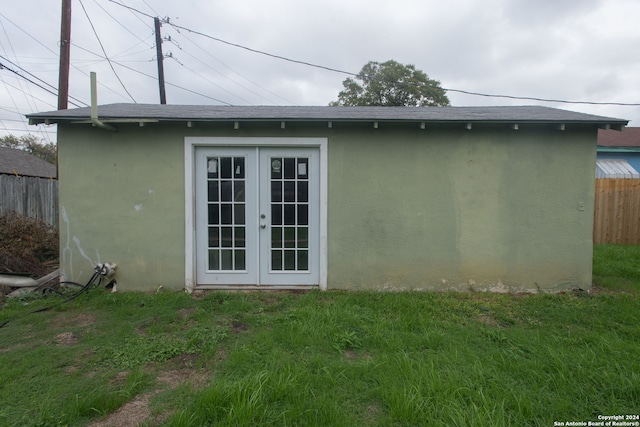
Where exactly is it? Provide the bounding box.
[184,137,328,292]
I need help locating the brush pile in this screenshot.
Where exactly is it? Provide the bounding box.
[0,212,58,298]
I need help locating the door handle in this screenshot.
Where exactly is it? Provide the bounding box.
[260,223,266,229]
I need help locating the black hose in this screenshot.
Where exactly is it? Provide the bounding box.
[0,271,103,328]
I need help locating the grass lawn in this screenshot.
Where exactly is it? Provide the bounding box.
[0,245,639,426]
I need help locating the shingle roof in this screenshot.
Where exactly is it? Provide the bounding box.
[0,147,57,178]
[598,127,640,147]
[27,104,628,126]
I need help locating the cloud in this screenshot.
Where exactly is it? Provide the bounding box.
[0,0,638,144]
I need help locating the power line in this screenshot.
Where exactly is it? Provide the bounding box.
[109,59,234,105]
[170,33,296,105]
[106,0,154,19]
[0,61,84,107]
[443,88,640,107]
[106,2,639,108]
[0,55,88,107]
[168,20,356,77]
[71,39,234,105]
[78,0,136,102]
[0,127,57,134]
[91,0,154,49]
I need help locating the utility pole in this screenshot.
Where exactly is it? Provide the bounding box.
[58,0,72,110]
[154,17,167,104]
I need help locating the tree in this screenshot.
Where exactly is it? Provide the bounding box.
[0,134,57,164]
[330,60,450,107]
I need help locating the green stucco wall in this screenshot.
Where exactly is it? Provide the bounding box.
[327,126,596,292]
[56,122,596,292]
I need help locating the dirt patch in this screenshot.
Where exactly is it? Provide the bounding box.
[89,354,211,427]
[230,320,248,333]
[178,307,197,319]
[343,350,371,362]
[111,371,130,386]
[51,312,96,329]
[54,332,78,346]
[158,367,209,390]
[88,392,157,427]
[475,314,500,327]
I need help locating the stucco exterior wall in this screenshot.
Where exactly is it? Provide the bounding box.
[57,123,596,292]
[327,126,596,292]
[57,125,186,291]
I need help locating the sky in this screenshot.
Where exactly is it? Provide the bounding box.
[1,0,639,144]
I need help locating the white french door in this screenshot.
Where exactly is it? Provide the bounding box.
[195,146,320,286]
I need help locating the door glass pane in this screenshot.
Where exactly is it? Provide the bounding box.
[297,158,308,178]
[221,250,233,270]
[221,181,233,201]
[221,157,232,179]
[208,181,219,202]
[284,204,295,225]
[221,204,232,224]
[235,250,246,270]
[271,158,282,179]
[284,181,295,202]
[221,227,232,247]
[298,250,308,270]
[208,250,219,270]
[208,204,219,225]
[272,227,282,248]
[271,204,282,225]
[271,181,282,202]
[234,181,245,202]
[297,181,308,202]
[284,227,295,248]
[272,250,282,270]
[206,156,247,272]
[269,156,311,272]
[234,204,245,225]
[298,227,308,248]
[235,227,246,248]
[208,227,219,247]
[284,250,295,270]
[298,205,308,226]
[284,158,295,179]
[234,157,245,178]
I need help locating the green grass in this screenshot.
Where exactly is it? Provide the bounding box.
[1,245,639,426]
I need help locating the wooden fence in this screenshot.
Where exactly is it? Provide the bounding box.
[594,178,640,244]
[0,174,58,226]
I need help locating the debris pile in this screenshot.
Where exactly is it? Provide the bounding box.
[0,212,59,299]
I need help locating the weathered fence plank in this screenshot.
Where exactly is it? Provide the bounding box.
[0,174,58,226]
[594,178,640,244]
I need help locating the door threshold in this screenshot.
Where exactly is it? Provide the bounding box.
[193,284,319,291]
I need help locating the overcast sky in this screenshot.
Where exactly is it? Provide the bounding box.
[1,0,639,144]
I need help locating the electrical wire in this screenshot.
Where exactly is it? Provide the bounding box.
[106,1,639,108]
[169,32,296,105]
[0,61,83,107]
[109,58,234,105]
[443,88,640,107]
[91,0,154,49]
[78,0,137,103]
[165,42,253,104]
[0,55,88,107]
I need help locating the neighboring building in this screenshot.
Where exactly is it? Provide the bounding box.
[0,146,56,178]
[27,104,627,293]
[597,127,640,177]
[0,146,58,225]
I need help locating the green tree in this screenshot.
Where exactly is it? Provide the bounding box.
[0,134,57,164]
[330,60,450,107]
